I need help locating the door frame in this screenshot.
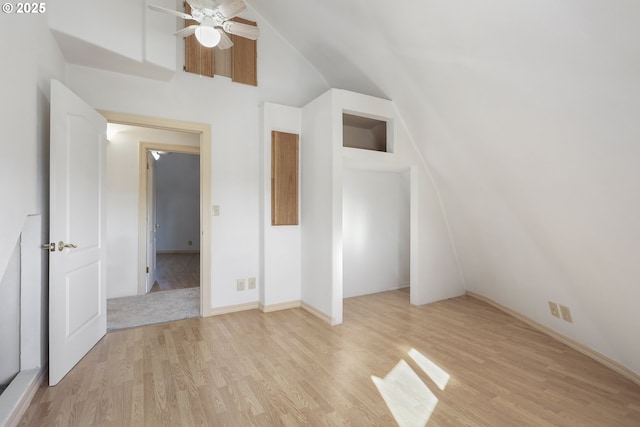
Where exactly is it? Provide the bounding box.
[138,142,201,295]
[100,110,212,317]
[144,149,157,294]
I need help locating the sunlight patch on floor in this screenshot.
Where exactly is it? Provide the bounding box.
[372,360,438,427]
[408,348,450,391]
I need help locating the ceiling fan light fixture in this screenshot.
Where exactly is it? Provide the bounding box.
[195,24,221,47]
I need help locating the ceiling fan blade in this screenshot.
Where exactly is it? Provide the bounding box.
[216,29,234,49]
[216,0,247,20]
[148,4,192,20]
[175,25,199,38]
[222,20,259,40]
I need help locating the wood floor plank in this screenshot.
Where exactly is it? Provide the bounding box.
[18,290,640,426]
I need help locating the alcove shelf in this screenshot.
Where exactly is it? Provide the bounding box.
[342,112,389,152]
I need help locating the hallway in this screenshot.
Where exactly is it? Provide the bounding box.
[150,253,200,292]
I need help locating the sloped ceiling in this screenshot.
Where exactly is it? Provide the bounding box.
[247,0,640,374]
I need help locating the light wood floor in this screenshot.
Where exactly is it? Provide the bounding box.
[19,290,640,426]
[150,253,200,293]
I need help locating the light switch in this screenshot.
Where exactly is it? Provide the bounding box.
[212,205,220,216]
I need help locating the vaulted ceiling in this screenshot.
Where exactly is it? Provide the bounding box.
[246,0,640,374]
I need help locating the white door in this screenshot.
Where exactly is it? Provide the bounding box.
[146,151,158,293]
[49,80,107,386]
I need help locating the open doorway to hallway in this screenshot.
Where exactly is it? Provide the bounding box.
[147,150,201,295]
[104,123,204,330]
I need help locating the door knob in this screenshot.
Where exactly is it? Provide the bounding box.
[58,241,78,251]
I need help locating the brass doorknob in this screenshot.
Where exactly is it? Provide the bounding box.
[58,241,78,251]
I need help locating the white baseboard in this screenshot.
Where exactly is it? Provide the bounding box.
[206,302,259,316]
[203,300,333,325]
[206,300,332,324]
[0,366,46,427]
[259,300,301,313]
[467,291,640,386]
[300,302,333,325]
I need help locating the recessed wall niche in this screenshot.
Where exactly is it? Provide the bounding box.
[342,113,389,152]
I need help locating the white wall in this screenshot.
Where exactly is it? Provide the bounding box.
[156,153,200,252]
[259,103,302,308]
[0,239,20,385]
[0,9,65,419]
[0,9,65,286]
[300,91,336,319]
[48,0,176,79]
[72,6,328,306]
[301,89,465,324]
[343,169,410,298]
[415,3,640,376]
[106,127,199,298]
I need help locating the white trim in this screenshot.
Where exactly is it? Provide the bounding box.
[467,291,640,386]
[0,367,46,427]
[259,300,301,313]
[209,302,260,316]
[99,111,212,318]
[301,302,333,325]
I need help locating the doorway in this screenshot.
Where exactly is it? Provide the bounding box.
[140,144,201,297]
[101,111,212,329]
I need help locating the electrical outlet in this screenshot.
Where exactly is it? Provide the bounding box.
[188,240,192,246]
[548,301,560,318]
[237,279,245,291]
[559,305,573,323]
[248,277,256,289]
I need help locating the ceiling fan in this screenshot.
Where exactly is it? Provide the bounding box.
[149,0,259,49]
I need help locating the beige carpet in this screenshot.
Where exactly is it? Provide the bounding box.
[107,288,199,331]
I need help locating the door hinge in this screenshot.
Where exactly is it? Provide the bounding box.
[146,266,149,273]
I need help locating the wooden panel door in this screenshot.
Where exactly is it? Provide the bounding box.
[271,131,299,225]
